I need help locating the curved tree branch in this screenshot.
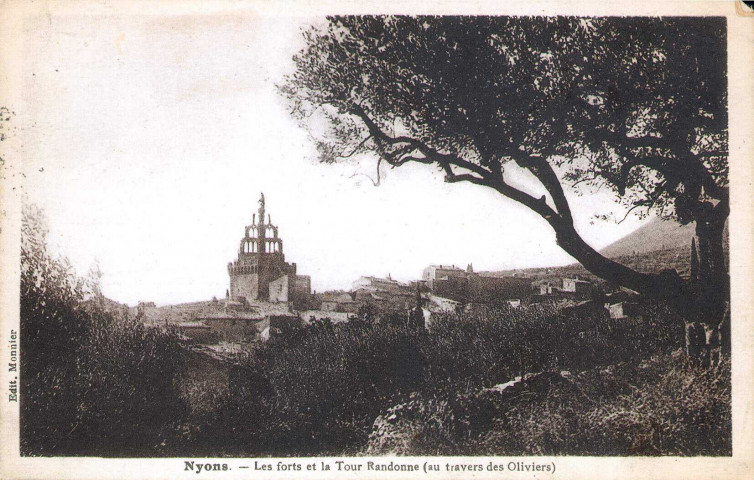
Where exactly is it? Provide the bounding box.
[344,101,686,298]
[513,152,574,223]
[609,134,725,201]
[341,134,373,158]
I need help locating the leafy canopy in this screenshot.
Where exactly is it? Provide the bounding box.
[282,16,727,225]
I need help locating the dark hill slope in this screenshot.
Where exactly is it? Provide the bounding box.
[600,218,695,258]
[484,217,728,282]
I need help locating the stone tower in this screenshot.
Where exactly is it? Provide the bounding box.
[227,193,297,304]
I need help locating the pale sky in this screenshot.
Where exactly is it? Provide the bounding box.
[6,11,646,306]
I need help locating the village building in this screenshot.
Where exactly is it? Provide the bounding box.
[529,277,596,303]
[423,263,531,304]
[227,193,311,309]
[422,264,471,292]
[468,275,531,303]
[606,301,642,321]
[350,275,416,311]
[536,282,557,296]
[352,275,408,294]
[201,312,267,343]
[294,275,312,309]
[319,292,360,313]
[259,314,306,341]
[176,322,218,344]
[353,276,415,311]
[301,310,353,324]
[561,278,593,296]
[183,306,304,344]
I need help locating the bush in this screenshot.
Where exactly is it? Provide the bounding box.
[482,351,731,455]
[366,351,731,456]
[185,299,694,456]
[21,205,91,455]
[187,321,425,456]
[588,352,731,455]
[20,204,186,456]
[423,301,682,392]
[71,316,187,456]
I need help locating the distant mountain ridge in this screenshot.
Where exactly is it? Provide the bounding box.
[482,217,728,280]
[600,217,696,258]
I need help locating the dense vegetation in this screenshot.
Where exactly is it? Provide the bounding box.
[180,303,729,456]
[21,204,730,456]
[21,205,186,456]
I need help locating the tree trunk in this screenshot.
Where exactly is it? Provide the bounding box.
[552,222,686,299]
[550,201,728,367]
[684,202,729,366]
[532,189,729,366]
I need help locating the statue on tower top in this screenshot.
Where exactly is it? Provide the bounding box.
[258,192,266,226]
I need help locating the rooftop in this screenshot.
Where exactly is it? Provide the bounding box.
[198,311,266,321]
[358,275,402,283]
[427,265,464,270]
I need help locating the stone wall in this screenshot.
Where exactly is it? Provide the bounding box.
[204,317,265,342]
[268,275,289,303]
[292,275,312,310]
[179,325,220,344]
[230,273,259,303]
[470,276,532,302]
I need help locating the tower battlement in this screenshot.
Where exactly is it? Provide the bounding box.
[237,192,285,257]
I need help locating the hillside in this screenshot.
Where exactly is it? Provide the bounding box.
[600,217,696,258]
[485,216,730,282]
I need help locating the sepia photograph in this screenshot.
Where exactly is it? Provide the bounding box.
[0,1,752,478]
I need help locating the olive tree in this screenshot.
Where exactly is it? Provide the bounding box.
[280,16,728,363]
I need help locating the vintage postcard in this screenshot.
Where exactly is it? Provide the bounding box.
[1,0,752,479]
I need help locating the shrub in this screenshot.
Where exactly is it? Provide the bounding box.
[187,321,425,456]
[20,204,186,456]
[21,204,91,455]
[264,322,424,454]
[422,301,683,392]
[483,351,731,455]
[71,316,187,456]
[366,351,731,456]
[588,352,731,455]
[190,299,690,456]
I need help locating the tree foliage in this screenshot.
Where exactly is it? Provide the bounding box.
[20,204,186,456]
[281,16,728,299]
[21,203,89,378]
